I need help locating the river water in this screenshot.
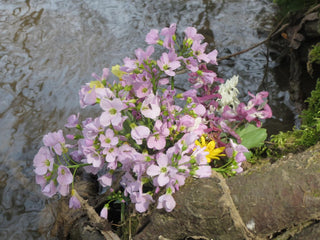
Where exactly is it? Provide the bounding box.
[0,0,295,239]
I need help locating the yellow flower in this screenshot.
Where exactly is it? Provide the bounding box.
[89,80,104,89]
[111,65,126,79]
[195,136,226,163]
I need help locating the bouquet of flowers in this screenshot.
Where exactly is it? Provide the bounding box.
[33,24,272,218]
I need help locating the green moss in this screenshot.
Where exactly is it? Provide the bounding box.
[301,78,320,126]
[273,79,320,152]
[307,43,320,76]
[273,0,319,16]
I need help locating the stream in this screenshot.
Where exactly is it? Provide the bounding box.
[0,0,296,239]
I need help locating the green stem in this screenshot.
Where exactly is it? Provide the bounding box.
[56,154,63,165]
[71,166,78,190]
[170,76,174,90]
[212,159,234,171]
[121,202,125,223]
[67,163,92,168]
[65,153,79,165]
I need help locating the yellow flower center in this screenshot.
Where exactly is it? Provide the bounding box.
[195,136,226,163]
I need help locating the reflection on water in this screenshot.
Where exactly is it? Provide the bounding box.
[0,0,293,238]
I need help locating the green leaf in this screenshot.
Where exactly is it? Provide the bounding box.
[244,151,253,160]
[236,124,267,149]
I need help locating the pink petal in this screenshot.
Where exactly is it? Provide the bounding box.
[164,194,176,212]
[157,173,169,187]
[157,153,168,167]
[146,165,160,177]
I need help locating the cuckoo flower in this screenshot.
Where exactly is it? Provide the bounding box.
[79,84,97,108]
[99,128,119,150]
[157,193,176,212]
[92,67,109,81]
[57,166,73,186]
[43,130,65,155]
[65,113,79,128]
[225,139,249,164]
[184,26,205,42]
[100,205,108,219]
[145,29,159,45]
[69,189,81,209]
[192,40,210,63]
[131,191,154,213]
[147,120,170,150]
[160,23,176,49]
[184,56,199,72]
[131,125,151,145]
[98,173,113,187]
[147,153,176,187]
[33,146,54,175]
[157,51,181,76]
[82,117,102,140]
[86,151,103,168]
[42,180,57,198]
[100,98,126,128]
[141,93,161,120]
[135,45,154,63]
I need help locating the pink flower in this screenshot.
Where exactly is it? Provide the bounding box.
[33,146,54,175]
[157,193,176,212]
[86,151,103,168]
[79,84,97,108]
[43,130,65,155]
[98,173,113,187]
[188,68,217,89]
[42,180,57,198]
[99,128,119,150]
[69,195,81,209]
[91,68,109,81]
[147,120,169,150]
[141,94,161,120]
[225,139,249,163]
[160,23,177,49]
[145,29,159,45]
[65,113,79,128]
[195,165,212,178]
[131,125,151,145]
[57,166,73,186]
[131,192,154,213]
[104,147,119,167]
[35,174,47,189]
[82,117,102,140]
[193,104,206,116]
[184,57,199,72]
[135,46,154,63]
[192,40,210,62]
[120,57,137,73]
[157,51,181,76]
[147,153,176,187]
[207,49,218,65]
[100,98,126,127]
[184,27,205,42]
[133,73,153,98]
[100,205,108,219]
[236,92,272,127]
[235,162,244,174]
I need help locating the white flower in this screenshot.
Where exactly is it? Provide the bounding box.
[218,75,240,110]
